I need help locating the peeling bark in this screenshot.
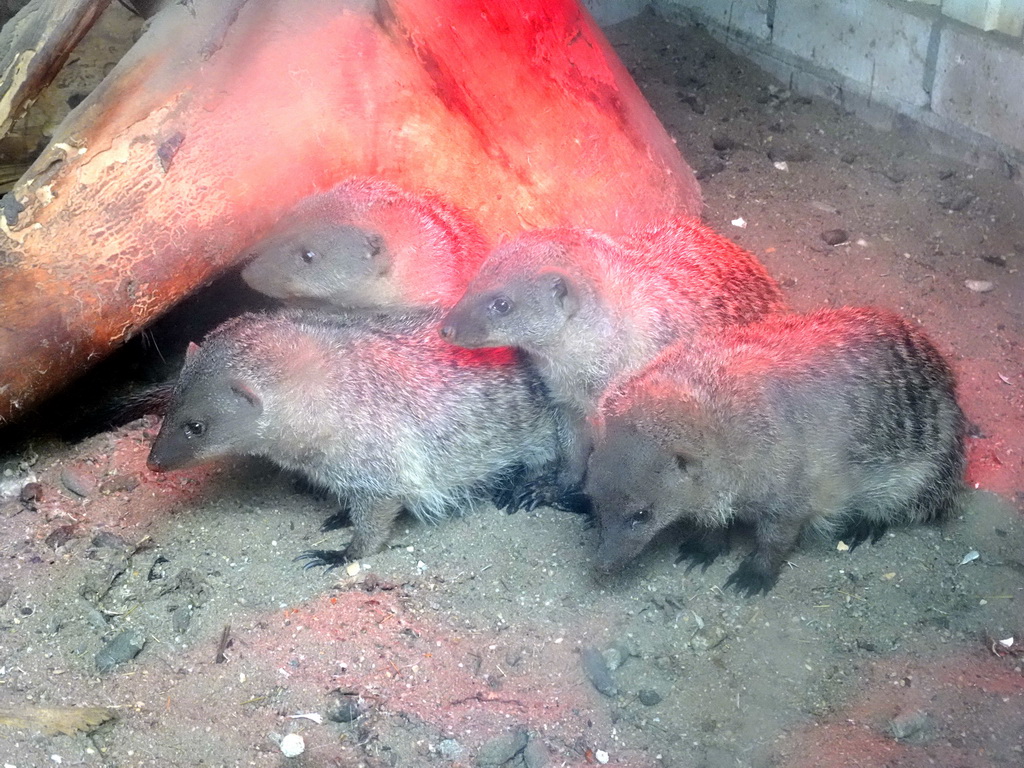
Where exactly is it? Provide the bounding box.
[0,0,701,424]
[0,0,113,138]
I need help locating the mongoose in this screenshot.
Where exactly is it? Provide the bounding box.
[439,219,787,484]
[586,306,967,596]
[241,177,487,310]
[146,308,564,564]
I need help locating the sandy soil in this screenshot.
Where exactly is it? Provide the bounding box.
[2,9,1023,768]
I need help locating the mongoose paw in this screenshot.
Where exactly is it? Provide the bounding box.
[294,548,353,571]
[320,509,353,532]
[491,471,593,517]
[723,557,778,597]
[549,487,594,516]
[838,518,889,550]
[675,537,728,573]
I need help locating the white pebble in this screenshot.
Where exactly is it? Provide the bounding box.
[731,217,747,228]
[964,279,993,293]
[280,733,305,758]
[595,749,610,764]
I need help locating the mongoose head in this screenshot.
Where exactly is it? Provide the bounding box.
[241,222,391,307]
[587,391,726,574]
[439,267,581,350]
[147,342,265,472]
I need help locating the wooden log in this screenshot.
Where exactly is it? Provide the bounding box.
[0,0,113,138]
[0,0,701,425]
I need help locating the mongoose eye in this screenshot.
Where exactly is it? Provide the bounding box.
[629,509,650,529]
[300,249,319,264]
[489,297,513,315]
[183,421,206,439]
[365,234,384,259]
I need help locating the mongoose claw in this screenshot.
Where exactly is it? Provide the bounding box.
[723,557,777,597]
[838,518,889,551]
[675,539,724,573]
[320,509,353,532]
[294,548,352,571]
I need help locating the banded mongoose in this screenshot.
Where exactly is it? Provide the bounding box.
[146,308,565,564]
[439,219,787,484]
[242,177,487,310]
[586,306,967,596]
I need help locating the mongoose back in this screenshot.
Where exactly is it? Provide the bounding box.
[146,308,563,563]
[586,306,967,596]
[241,177,487,310]
[439,219,787,483]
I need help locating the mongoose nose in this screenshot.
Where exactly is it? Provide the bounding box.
[439,324,456,340]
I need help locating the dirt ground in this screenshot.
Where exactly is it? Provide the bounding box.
[2,7,1023,768]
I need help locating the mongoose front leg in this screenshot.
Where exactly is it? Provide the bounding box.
[297,498,404,570]
[676,525,732,573]
[724,506,804,597]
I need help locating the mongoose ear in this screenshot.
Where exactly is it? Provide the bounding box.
[229,379,264,414]
[185,342,201,361]
[544,270,579,318]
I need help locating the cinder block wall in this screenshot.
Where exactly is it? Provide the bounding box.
[586,0,1024,179]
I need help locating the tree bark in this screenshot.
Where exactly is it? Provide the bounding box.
[0,0,113,138]
[0,0,701,424]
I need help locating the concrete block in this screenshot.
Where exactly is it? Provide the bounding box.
[942,0,1024,39]
[932,24,1024,154]
[773,0,932,108]
[584,0,649,26]
[655,0,772,41]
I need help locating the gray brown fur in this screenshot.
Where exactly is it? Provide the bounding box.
[147,308,562,561]
[439,219,787,484]
[242,177,487,310]
[586,306,967,596]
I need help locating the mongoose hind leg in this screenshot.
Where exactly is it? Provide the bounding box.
[837,515,889,550]
[491,464,593,516]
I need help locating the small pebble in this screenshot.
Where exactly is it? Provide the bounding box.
[889,710,931,741]
[964,280,993,293]
[595,749,610,764]
[279,733,305,758]
[44,525,77,550]
[61,466,97,498]
[19,482,43,504]
[325,695,362,723]
[696,158,726,180]
[171,605,193,635]
[476,729,529,767]
[523,739,549,768]
[99,473,140,494]
[601,644,626,672]
[712,135,740,152]
[439,739,463,759]
[580,646,617,697]
[689,625,728,652]
[946,191,975,211]
[821,229,849,246]
[638,689,662,706]
[95,628,147,673]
